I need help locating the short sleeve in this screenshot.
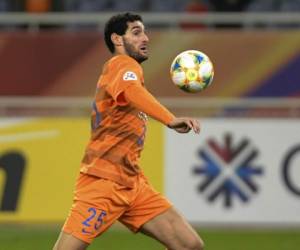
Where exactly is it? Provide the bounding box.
[105,57,142,106]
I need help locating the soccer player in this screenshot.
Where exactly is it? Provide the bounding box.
[53,12,204,250]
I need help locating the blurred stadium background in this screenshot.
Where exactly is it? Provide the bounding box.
[1,0,300,249]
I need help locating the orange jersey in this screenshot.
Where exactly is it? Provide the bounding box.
[80,54,174,188]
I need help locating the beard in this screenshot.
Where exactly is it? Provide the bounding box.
[123,38,148,64]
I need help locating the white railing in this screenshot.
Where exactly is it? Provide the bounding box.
[1,96,300,108]
[0,12,299,28]
[1,97,300,118]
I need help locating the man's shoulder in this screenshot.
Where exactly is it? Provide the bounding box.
[100,55,143,86]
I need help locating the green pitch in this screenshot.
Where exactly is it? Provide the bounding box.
[0,225,299,250]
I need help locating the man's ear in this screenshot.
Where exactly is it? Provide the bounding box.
[111,33,123,47]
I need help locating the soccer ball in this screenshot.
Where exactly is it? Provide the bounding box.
[170,50,214,93]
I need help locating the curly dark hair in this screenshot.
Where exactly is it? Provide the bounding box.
[104,12,143,53]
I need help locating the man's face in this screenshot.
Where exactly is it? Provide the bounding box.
[122,21,149,63]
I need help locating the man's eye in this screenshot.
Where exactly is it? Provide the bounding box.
[132,30,141,35]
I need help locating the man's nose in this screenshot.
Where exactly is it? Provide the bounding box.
[143,33,149,42]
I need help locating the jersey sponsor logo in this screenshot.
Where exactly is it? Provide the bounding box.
[138,111,148,121]
[123,71,137,81]
[193,133,264,208]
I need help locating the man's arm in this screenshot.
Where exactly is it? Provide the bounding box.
[124,84,200,134]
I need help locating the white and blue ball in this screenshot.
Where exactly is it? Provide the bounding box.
[170,50,214,93]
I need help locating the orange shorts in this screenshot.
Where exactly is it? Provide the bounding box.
[62,173,172,244]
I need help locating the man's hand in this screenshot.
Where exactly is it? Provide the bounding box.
[168,117,200,134]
